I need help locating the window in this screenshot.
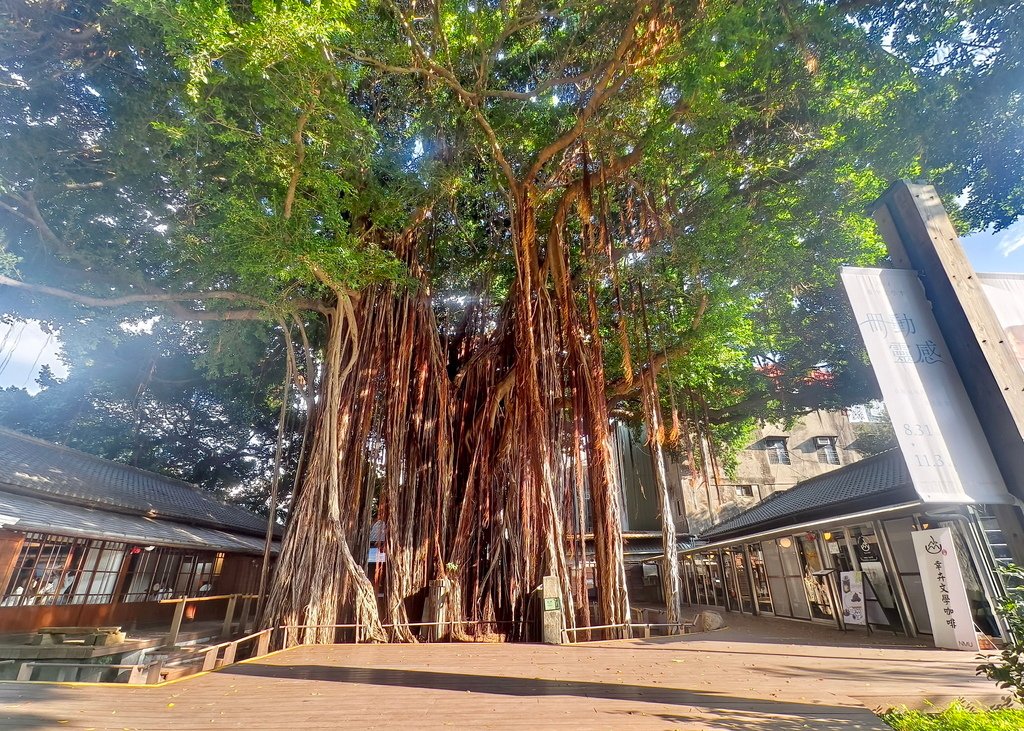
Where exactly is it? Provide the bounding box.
[120,547,221,602]
[735,484,755,498]
[765,438,790,465]
[1,534,126,607]
[816,436,840,465]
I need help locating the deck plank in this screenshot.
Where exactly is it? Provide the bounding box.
[0,616,1005,730]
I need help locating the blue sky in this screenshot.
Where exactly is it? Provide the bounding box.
[1,222,1022,392]
[960,219,1024,274]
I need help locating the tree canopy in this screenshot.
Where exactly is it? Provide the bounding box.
[1,0,1022,641]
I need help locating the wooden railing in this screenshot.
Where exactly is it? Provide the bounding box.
[13,627,274,685]
[159,593,259,646]
[16,662,153,684]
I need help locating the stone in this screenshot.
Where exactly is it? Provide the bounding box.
[696,610,725,632]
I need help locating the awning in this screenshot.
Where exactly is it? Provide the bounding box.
[0,489,277,555]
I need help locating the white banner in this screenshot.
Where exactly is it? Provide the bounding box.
[842,267,1011,504]
[839,571,866,626]
[978,272,1024,377]
[911,527,979,651]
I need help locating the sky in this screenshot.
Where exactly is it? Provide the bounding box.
[1,222,1023,393]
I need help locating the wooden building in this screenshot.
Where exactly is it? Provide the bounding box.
[0,428,274,633]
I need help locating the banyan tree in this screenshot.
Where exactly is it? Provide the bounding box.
[3,1,1023,644]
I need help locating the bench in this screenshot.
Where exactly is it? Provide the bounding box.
[30,626,126,647]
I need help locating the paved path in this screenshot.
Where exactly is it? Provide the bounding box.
[0,615,1007,730]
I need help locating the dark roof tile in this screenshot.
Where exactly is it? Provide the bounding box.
[701,450,913,541]
[0,428,268,536]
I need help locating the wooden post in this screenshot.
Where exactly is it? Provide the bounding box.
[221,641,237,666]
[146,661,164,685]
[202,647,219,671]
[238,595,252,634]
[127,665,147,685]
[221,594,238,638]
[16,663,33,682]
[166,599,187,647]
[256,628,271,657]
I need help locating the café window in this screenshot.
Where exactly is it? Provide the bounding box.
[816,436,840,465]
[735,484,755,498]
[121,547,221,602]
[1,534,126,607]
[765,438,791,465]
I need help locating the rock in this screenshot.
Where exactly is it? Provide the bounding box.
[696,610,725,632]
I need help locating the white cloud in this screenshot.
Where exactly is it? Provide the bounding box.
[997,220,1024,258]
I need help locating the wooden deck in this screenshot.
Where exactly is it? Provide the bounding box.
[0,614,1007,730]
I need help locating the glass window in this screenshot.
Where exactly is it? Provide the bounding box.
[765,438,791,465]
[816,437,840,465]
[747,544,774,614]
[735,484,754,498]
[1,534,126,607]
[120,548,220,602]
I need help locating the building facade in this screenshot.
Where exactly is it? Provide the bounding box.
[674,449,1018,646]
[0,428,274,634]
[612,409,863,538]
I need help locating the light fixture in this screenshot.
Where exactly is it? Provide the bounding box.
[822,532,833,541]
[778,537,793,549]
[143,545,156,552]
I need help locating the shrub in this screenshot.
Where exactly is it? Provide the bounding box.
[880,701,1024,731]
[976,564,1024,704]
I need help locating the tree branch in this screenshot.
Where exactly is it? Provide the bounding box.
[0,274,328,320]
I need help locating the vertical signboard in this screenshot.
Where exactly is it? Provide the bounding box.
[911,527,979,651]
[839,571,866,626]
[842,267,1011,504]
[978,273,1024,377]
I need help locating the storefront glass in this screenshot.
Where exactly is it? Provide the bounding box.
[747,543,774,614]
[797,534,834,622]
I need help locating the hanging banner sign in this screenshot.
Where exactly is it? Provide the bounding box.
[841,268,1012,504]
[839,571,866,626]
[911,527,979,651]
[978,273,1024,377]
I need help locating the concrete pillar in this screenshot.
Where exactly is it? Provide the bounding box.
[541,575,564,645]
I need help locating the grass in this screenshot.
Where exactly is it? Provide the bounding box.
[880,701,1024,730]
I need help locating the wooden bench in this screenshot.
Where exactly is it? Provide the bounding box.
[31,626,126,647]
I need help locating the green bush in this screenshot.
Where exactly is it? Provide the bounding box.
[880,702,1024,731]
[977,564,1024,704]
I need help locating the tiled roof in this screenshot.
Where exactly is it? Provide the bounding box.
[0,488,273,554]
[701,449,915,541]
[0,428,268,537]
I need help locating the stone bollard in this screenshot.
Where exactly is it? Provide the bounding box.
[541,575,564,644]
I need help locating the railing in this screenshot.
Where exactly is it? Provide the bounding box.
[149,627,274,680]
[279,620,531,643]
[561,620,697,644]
[16,661,153,684]
[159,593,259,646]
[12,627,274,685]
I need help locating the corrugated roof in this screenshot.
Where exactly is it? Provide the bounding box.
[701,449,914,541]
[0,488,274,554]
[0,428,268,537]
